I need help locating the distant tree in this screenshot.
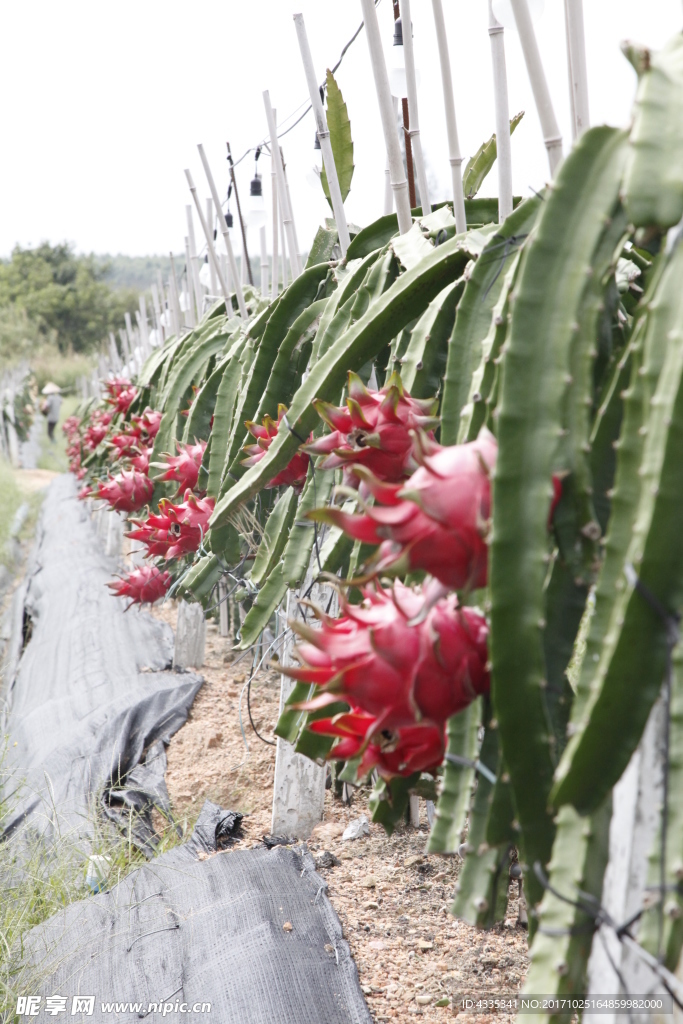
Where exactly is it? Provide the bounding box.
[0,243,139,353]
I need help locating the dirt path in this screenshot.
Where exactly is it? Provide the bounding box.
[151,602,529,1023]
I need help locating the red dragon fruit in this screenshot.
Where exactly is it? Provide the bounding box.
[128,491,215,559]
[304,372,439,488]
[109,432,143,459]
[93,470,154,513]
[283,580,489,733]
[242,406,311,490]
[311,428,497,591]
[83,410,114,451]
[62,415,81,439]
[130,446,152,474]
[152,440,207,494]
[131,407,163,440]
[309,708,446,780]
[107,565,171,607]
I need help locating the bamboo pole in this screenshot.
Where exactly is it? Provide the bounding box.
[184,167,232,303]
[197,144,247,318]
[263,90,303,279]
[206,198,218,295]
[509,0,563,175]
[564,0,589,139]
[271,124,280,299]
[383,96,400,215]
[293,13,351,256]
[430,0,467,233]
[227,142,253,286]
[359,0,412,234]
[259,225,269,297]
[392,2,416,209]
[185,205,204,321]
[399,0,431,215]
[488,0,514,222]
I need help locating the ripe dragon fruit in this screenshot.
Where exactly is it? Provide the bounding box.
[309,709,445,780]
[304,372,439,488]
[103,378,138,416]
[128,491,215,559]
[83,411,113,451]
[107,565,171,607]
[109,432,143,459]
[242,406,311,490]
[131,407,163,440]
[283,580,489,733]
[311,428,497,591]
[93,470,154,513]
[62,416,81,440]
[152,440,207,494]
[130,446,152,474]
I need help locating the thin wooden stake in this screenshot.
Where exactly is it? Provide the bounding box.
[564,0,589,139]
[197,144,248,319]
[360,0,412,234]
[399,0,431,215]
[293,13,351,256]
[488,0,514,222]
[430,0,467,233]
[263,91,303,278]
[509,0,563,175]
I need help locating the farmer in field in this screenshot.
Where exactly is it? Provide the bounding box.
[41,382,62,442]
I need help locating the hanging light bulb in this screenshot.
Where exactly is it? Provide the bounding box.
[491,0,545,30]
[248,174,267,228]
[306,134,323,190]
[390,17,408,100]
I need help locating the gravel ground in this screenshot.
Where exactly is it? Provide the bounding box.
[151,601,530,1022]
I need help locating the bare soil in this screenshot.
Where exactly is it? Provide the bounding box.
[152,601,529,1023]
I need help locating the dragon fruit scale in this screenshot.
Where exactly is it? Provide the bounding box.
[283,580,490,733]
[310,428,497,591]
[304,371,439,488]
[127,491,215,560]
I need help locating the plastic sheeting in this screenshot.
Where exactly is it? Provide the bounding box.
[19,801,372,1023]
[0,474,202,855]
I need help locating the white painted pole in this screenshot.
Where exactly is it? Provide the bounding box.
[185,205,204,321]
[430,0,467,233]
[564,0,589,139]
[197,144,248,318]
[169,254,183,336]
[183,238,196,328]
[136,310,150,359]
[240,234,247,286]
[185,169,231,308]
[360,0,412,234]
[263,91,302,278]
[293,13,351,256]
[206,198,218,295]
[399,0,431,216]
[119,328,131,367]
[155,272,167,342]
[383,96,400,215]
[108,332,121,371]
[259,225,269,297]
[488,0,514,222]
[509,0,563,175]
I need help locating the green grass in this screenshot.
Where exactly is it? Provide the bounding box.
[0,758,196,1018]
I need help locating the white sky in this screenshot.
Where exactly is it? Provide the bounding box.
[1,1,681,260]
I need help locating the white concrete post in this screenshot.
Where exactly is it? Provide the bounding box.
[488,0,514,222]
[173,600,206,669]
[430,0,467,232]
[564,0,589,139]
[509,0,563,175]
[271,589,326,838]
